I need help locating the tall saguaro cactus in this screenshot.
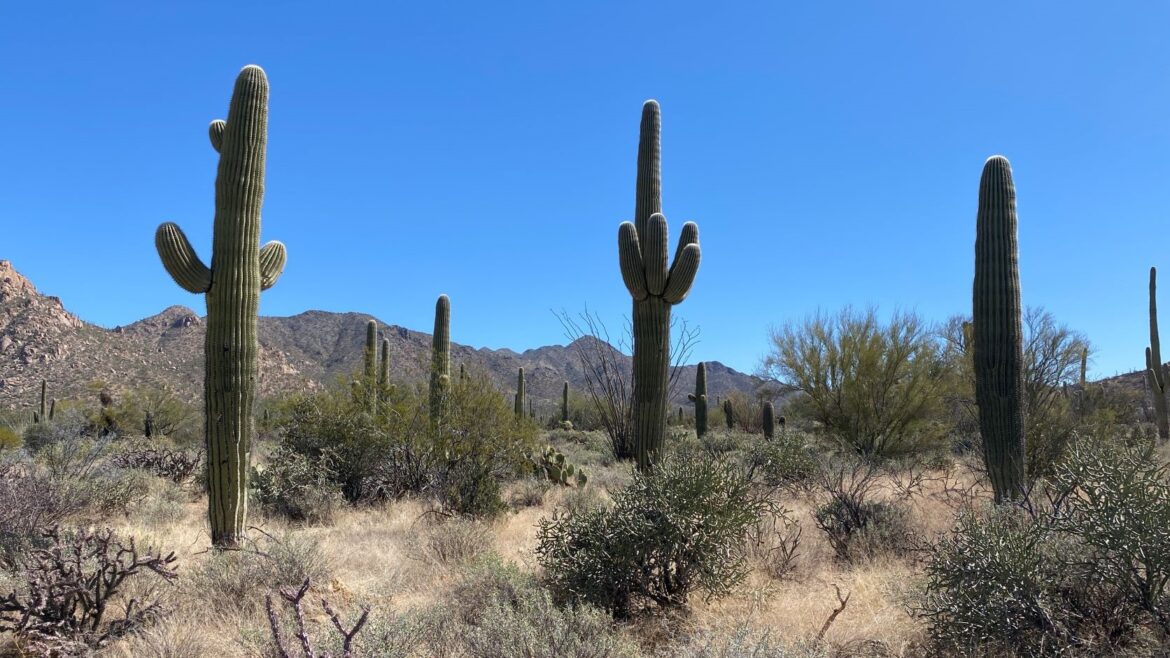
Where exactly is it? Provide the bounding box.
[617,100,702,471]
[154,65,287,547]
[430,295,451,423]
[972,156,1025,504]
[562,381,570,423]
[379,337,390,400]
[1148,267,1169,441]
[515,368,526,417]
[364,320,378,413]
[687,362,708,437]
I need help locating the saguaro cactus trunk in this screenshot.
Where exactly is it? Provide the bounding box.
[515,368,526,417]
[364,320,378,413]
[972,156,1025,504]
[562,381,570,423]
[688,362,708,437]
[430,295,450,423]
[154,65,287,547]
[617,101,701,471]
[762,401,775,440]
[1148,267,1169,441]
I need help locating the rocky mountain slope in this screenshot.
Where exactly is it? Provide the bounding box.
[0,260,764,415]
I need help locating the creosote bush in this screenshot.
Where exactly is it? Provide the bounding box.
[536,455,770,618]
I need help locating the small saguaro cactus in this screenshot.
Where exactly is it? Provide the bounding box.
[379,337,390,400]
[32,380,52,424]
[617,100,702,471]
[762,401,775,440]
[972,155,1026,504]
[515,368,526,417]
[1148,267,1169,441]
[430,295,451,423]
[363,320,378,413]
[723,399,735,429]
[1079,347,1087,388]
[154,65,287,547]
[562,381,570,423]
[687,362,709,438]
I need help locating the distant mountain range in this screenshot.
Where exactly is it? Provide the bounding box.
[0,260,765,415]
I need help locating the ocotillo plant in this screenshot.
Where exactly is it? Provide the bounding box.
[762,401,775,440]
[364,320,378,413]
[617,100,701,471]
[1148,267,1169,441]
[687,362,709,437]
[972,156,1025,504]
[430,295,450,423]
[515,368,525,417]
[154,65,287,547]
[561,381,569,423]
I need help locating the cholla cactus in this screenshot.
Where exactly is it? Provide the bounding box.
[617,101,701,471]
[154,66,286,547]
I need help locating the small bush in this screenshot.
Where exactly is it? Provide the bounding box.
[251,445,342,525]
[537,455,771,618]
[111,444,203,484]
[747,432,820,490]
[187,533,330,615]
[813,497,908,564]
[508,478,550,509]
[0,427,20,452]
[0,459,86,567]
[411,518,492,567]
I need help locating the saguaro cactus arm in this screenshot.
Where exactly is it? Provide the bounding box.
[259,241,287,290]
[156,223,212,293]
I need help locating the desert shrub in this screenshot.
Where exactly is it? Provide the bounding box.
[811,457,908,563]
[251,444,342,525]
[745,508,803,581]
[508,477,550,509]
[700,428,751,457]
[187,533,330,615]
[746,431,820,490]
[0,459,86,568]
[111,443,203,483]
[721,391,766,433]
[0,526,178,654]
[537,455,770,618]
[559,484,609,517]
[763,307,949,457]
[667,626,832,657]
[0,426,20,452]
[919,440,1170,656]
[411,517,492,567]
[103,387,199,444]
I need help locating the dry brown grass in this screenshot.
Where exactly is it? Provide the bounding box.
[1,441,993,657]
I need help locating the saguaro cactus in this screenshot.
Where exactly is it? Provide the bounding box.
[32,380,51,424]
[687,362,709,437]
[154,65,287,547]
[1079,347,1088,388]
[515,368,526,417]
[562,381,570,423]
[972,156,1025,504]
[1148,267,1169,441]
[379,338,390,397]
[617,100,701,471]
[724,399,735,429]
[430,295,450,423]
[762,401,775,440]
[364,320,378,412]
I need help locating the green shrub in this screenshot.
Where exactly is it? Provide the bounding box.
[186,533,330,615]
[813,496,908,564]
[537,455,770,618]
[251,445,342,525]
[747,432,820,490]
[0,427,20,452]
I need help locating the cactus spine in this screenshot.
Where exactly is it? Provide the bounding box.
[972,156,1026,504]
[617,101,702,471]
[430,295,450,423]
[561,381,569,423]
[763,401,775,440]
[688,362,708,437]
[154,66,286,547]
[1148,267,1169,441]
[515,368,525,417]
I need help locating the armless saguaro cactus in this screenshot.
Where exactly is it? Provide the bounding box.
[379,337,390,401]
[687,362,708,438]
[562,381,570,423]
[762,401,775,440]
[515,368,526,417]
[1148,267,1169,441]
[430,295,450,423]
[154,65,287,548]
[972,156,1025,504]
[618,100,701,471]
[364,320,378,413]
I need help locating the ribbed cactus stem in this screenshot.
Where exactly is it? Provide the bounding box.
[364,320,378,413]
[618,100,702,471]
[430,295,451,423]
[1149,267,1169,441]
[724,399,735,429]
[1079,347,1088,388]
[562,381,569,423]
[763,401,775,440]
[379,338,390,397]
[153,65,286,547]
[689,362,708,437]
[973,155,1026,504]
[36,380,46,424]
[515,368,525,417]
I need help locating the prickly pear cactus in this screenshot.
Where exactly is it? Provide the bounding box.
[430,295,451,423]
[525,445,588,487]
[154,65,286,548]
[972,156,1025,504]
[617,101,701,471]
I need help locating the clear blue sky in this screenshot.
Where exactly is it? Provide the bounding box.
[1,2,1167,378]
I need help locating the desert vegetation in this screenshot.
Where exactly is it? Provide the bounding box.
[3,64,1170,658]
